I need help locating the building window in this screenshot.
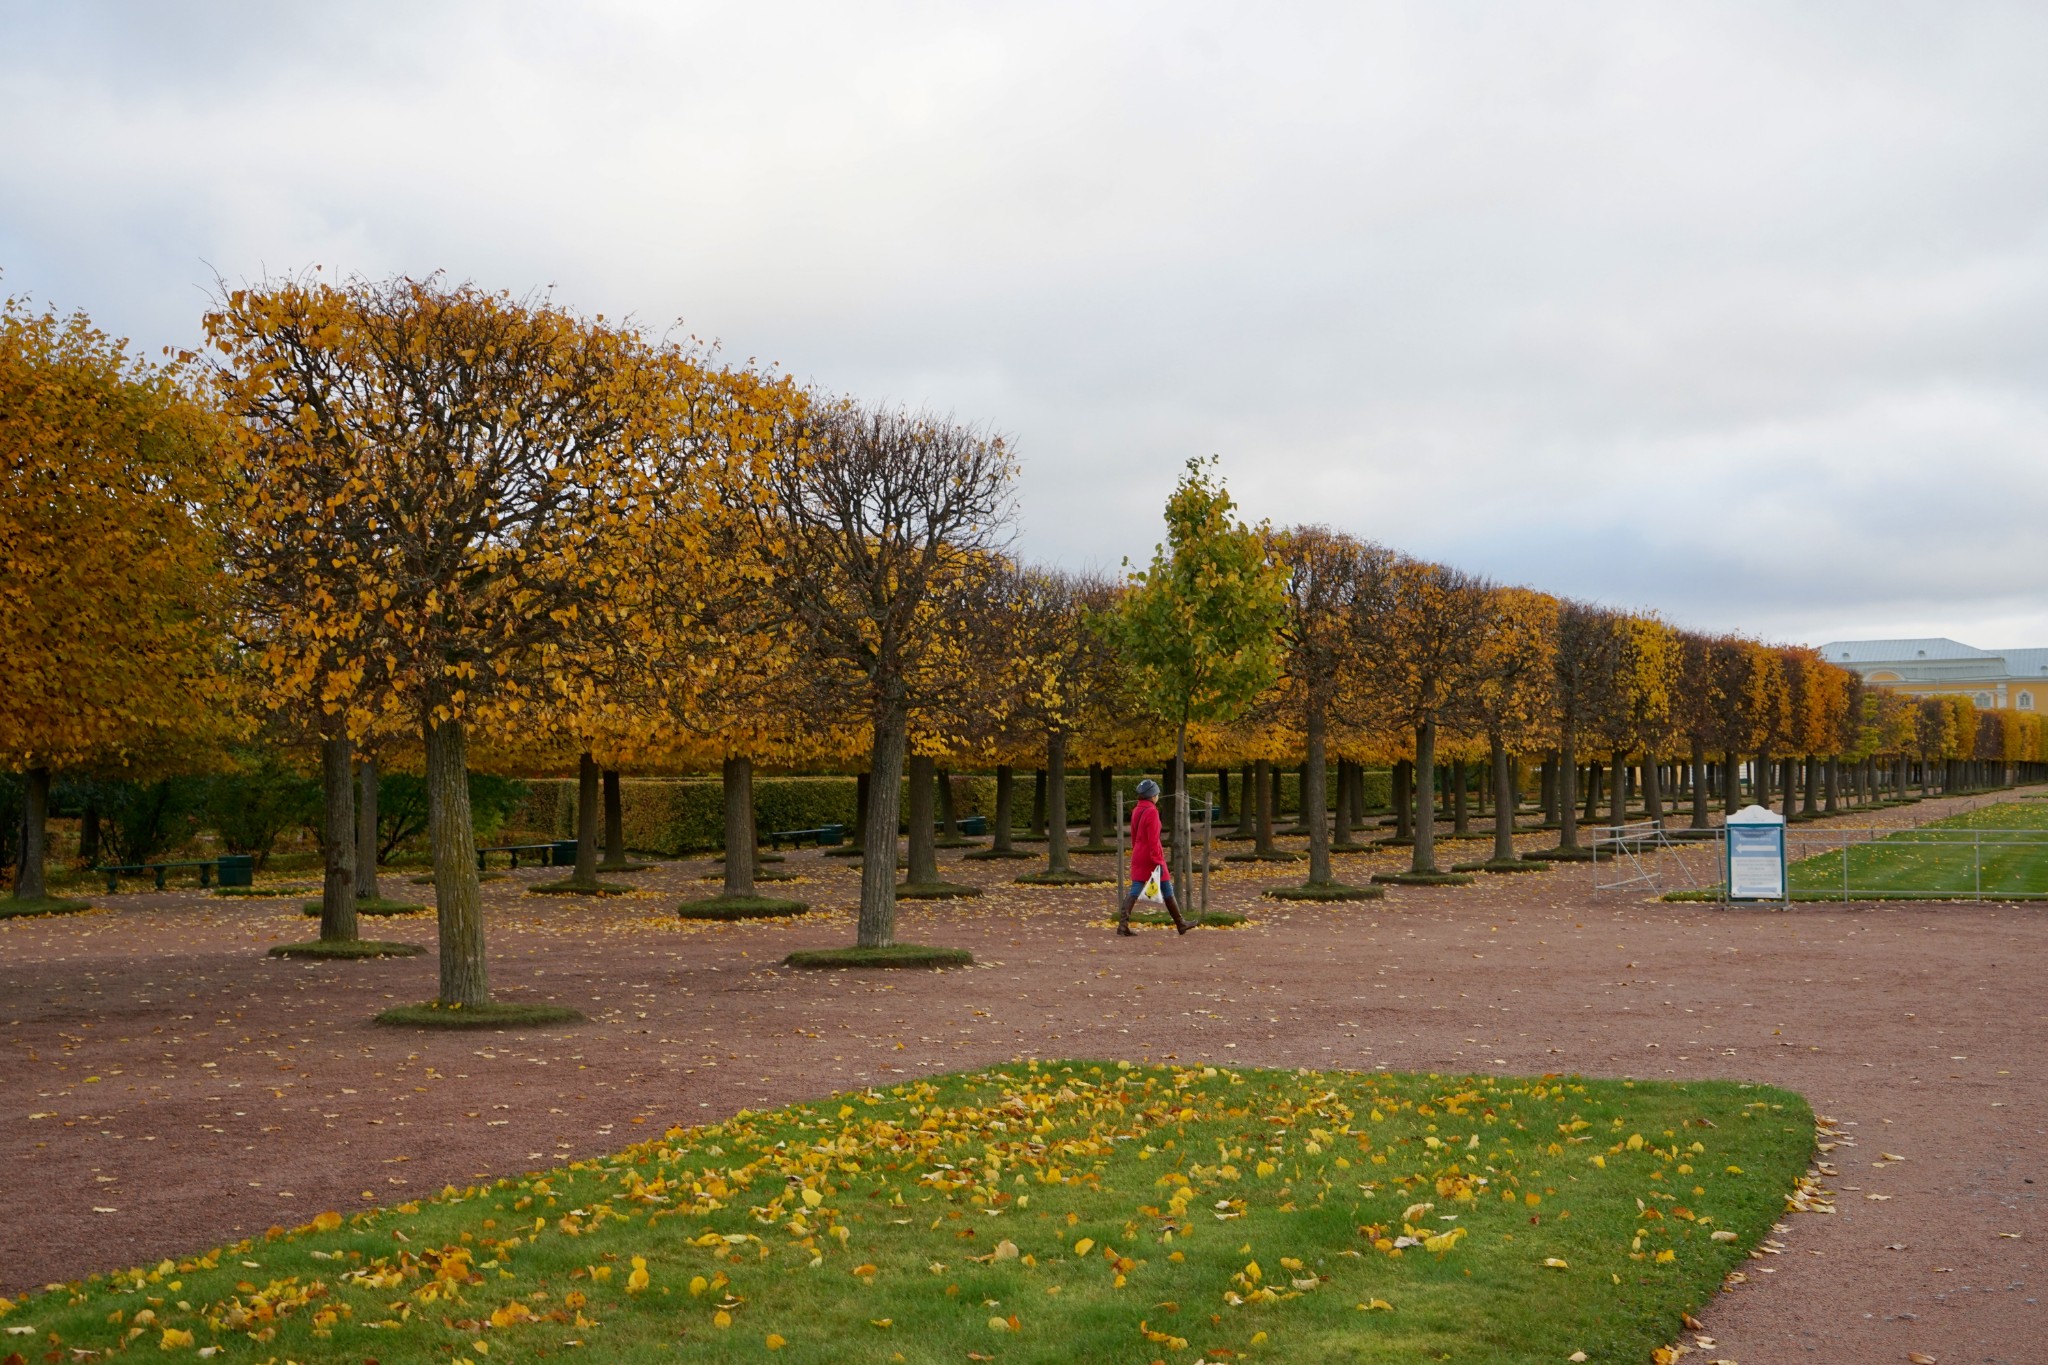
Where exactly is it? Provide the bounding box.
[2022,691,2036,711]
[1974,692,1994,709]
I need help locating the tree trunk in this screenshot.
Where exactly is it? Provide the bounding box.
[78,796,100,868]
[13,765,51,902]
[1824,756,1840,813]
[1270,763,1285,831]
[1558,737,1581,850]
[356,754,381,902]
[1689,743,1710,829]
[1304,702,1332,885]
[1217,767,1233,822]
[1540,755,1558,825]
[1411,721,1439,874]
[1606,750,1626,830]
[601,768,627,869]
[1332,758,1355,849]
[1643,755,1664,828]
[1085,764,1110,849]
[853,771,869,842]
[1043,731,1071,874]
[1234,762,1256,836]
[937,769,961,840]
[991,765,1016,853]
[1803,756,1820,816]
[722,755,756,899]
[1583,761,1602,823]
[1252,758,1277,855]
[1161,760,1180,849]
[1491,733,1517,862]
[1451,759,1470,836]
[1392,760,1413,840]
[1030,769,1047,836]
[1172,730,1193,892]
[320,736,358,941]
[906,752,940,885]
[572,751,600,884]
[1755,751,1772,811]
[426,714,488,1007]
[858,707,908,947]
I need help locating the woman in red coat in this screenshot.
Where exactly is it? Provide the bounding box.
[1118,779,1190,935]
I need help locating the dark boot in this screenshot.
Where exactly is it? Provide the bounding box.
[1116,892,1137,936]
[1165,892,1191,934]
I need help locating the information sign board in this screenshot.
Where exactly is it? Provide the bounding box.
[1724,806,1787,901]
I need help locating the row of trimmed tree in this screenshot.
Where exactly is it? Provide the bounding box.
[8,273,2046,1003]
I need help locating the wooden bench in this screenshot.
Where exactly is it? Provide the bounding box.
[99,855,253,893]
[764,825,848,850]
[477,841,576,870]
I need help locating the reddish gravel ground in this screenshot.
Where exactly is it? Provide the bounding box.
[5,790,2046,1364]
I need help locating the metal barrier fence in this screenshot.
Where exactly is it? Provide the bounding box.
[1593,818,2048,903]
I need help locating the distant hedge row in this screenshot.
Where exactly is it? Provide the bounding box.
[513,768,1394,855]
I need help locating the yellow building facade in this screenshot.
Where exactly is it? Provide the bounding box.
[1818,637,2048,714]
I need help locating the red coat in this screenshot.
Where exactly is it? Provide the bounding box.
[1129,799,1166,881]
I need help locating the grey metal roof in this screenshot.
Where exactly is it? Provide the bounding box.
[1815,637,1986,663]
[1815,638,2048,681]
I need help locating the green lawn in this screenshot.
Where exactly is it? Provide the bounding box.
[1787,800,2048,899]
[1,1064,1815,1364]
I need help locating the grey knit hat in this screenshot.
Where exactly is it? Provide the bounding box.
[1136,779,1160,800]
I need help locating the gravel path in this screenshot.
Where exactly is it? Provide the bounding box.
[4,789,2043,1362]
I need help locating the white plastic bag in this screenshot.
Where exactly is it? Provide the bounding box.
[1139,867,1164,904]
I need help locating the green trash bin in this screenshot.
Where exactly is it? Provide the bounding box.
[217,854,255,888]
[550,840,579,867]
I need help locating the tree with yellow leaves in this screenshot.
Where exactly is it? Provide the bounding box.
[208,274,678,1013]
[1530,600,1622,860]
[1354,557,1497,882]
[1,289,232,914]
[1263,526,1386,899]
[1003,567,1120,888]
[1468,586,1557,867]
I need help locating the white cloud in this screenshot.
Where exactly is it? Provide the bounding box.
[4,0,2045,643]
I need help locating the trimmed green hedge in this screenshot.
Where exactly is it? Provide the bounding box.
[516,767,1396,856]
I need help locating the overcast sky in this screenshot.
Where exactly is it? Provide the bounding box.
[5,1,2045,649]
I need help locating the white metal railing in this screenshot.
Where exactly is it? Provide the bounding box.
[1591,819,2048,903]
[1591,821,1721,895]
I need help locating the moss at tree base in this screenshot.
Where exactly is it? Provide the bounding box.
[894,880,982,899]
[784,944,974,969]
[677,895,810,920]
[0,895,94,919]
[527,878,635,896]
[1371,870,1478,886]
[1124,910,1247,927]
[374,1000,587,1028]
[1015,869,1116,886]
[268,939,425,959]
[301,897,429,917]
[1263,881,1384,901]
